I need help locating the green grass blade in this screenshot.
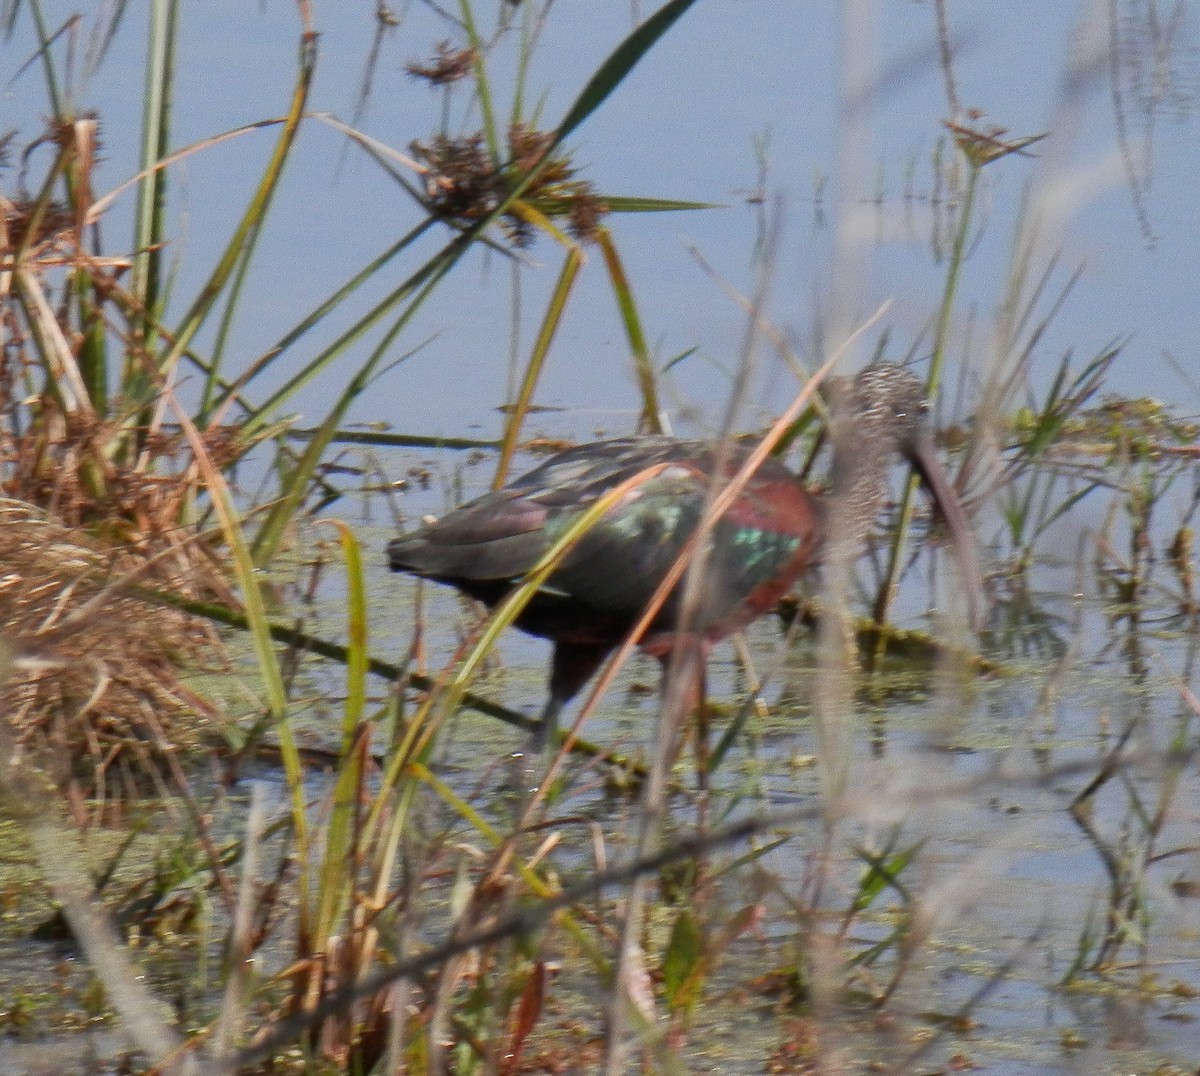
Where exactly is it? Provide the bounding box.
[64,121,109,414]
[285,428,498,451]
[156,27,315,400]
[554,0,703,145]
[598,195,721,213]
[509,1,537,129]
[21,0,64,117]
[127,0,177,384]
[75,281,108,410]
[847,839,922,917]
[493,245,582,488]
[326,519,368,748]
[201,229,262,415]
[167,399,312,935]
[312,520,369,949]
[596,227,661,433]
[457,0,500,162]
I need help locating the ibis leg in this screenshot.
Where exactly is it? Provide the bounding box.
[535,642,613,752]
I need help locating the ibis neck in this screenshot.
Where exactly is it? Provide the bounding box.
[822,438,893,563]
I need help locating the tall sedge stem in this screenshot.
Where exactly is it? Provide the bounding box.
[870,157,979,646]
[128,0,177,388]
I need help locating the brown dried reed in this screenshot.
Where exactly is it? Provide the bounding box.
[0,499,227,814]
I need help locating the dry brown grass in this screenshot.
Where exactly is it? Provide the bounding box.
[0,498,228,814]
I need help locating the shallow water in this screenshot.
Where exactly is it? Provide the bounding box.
[0,440,1197,1073]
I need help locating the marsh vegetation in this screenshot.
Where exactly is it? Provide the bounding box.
[0,1,1199,1073]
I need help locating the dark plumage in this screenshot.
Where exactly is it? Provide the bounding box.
[388,362,980,747]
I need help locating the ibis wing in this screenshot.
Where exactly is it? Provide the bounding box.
[551,473,810,625]
[388,438,699,585]
[387,489,552,582]
[546,470,706,617]
[388,436,810,625]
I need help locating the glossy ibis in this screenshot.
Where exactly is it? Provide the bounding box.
[387,362,979,748]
